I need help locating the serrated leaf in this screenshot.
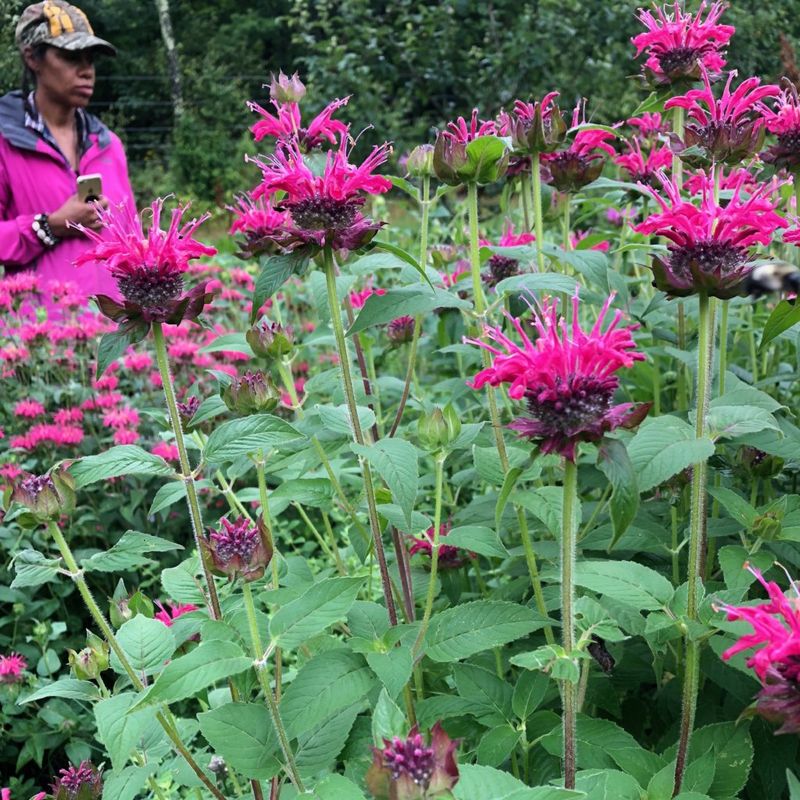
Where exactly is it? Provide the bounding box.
[251,249,312,323]
[204,414,304,462]
[571,561,673,610]
[454,764,582,799]
[597,438,639,550]
[82,530,182,573]
[366,647,413,699]
[19,678,100,705]
[101,766,153,800]
[96,329,132,377]
[10,549,61,589]
[198,702,281,780]
[71,445,175,487]
[477,725,521,767]
[706,405,780,440]
[161,556,207,605]
[370,240,434,288]
[424,601,547,662]
[269,477,334,516]
[296,704,360,776]
[269,576,365,648]
[353,438,419,528]
[316,403,376,436]
[313,774,368,800]
[707,488,758,528]
[95,692,160,770]
[512,670,550,720]
[495,467,523,532]
[494,272,578,297]
[759,299,800,350]
[198,332,254,356]
[110,615,176,677]
[130,639,252,710]
[281,650,376,738]
[446,525,509,559]
[371,688,407,743]
[627,417,715,492]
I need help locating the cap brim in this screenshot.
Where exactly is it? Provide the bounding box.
[50,32,116,57]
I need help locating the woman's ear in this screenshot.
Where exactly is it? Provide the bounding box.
[21,45,41,74]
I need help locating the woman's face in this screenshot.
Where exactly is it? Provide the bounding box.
[29,46,96,108]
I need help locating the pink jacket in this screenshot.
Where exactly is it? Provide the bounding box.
[0,90,135,300]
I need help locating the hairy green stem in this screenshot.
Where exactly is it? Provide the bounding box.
[532,152,546,272]
[673,292,715,796]
[560,459,579,790]
[520,173,533,231]
[242,582,304,792]
[152,322,221,620]
[47,522,227,800]
[323,246,398,626]
[562,195,571,253]
[467,181,487,316]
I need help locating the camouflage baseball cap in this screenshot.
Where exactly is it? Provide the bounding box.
[15,0,116,56]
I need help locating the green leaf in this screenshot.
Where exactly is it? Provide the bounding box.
[707,488,758,528]
[787,769,800,799]
[424,600,547,662]
[110,615,176,677]
[96,329,132,377]
[204,414,304,462]
[627,417,715,492]
[269,478,335,516]
[295,704,360,776]
[718,546,773,595]
[372,688,407,743]
[366,647,413,699]
[706,405,780,440]
[10,549,61,589]
[312,774,368,800]
[315,403,376,436]
[187,395,228,427]
[19,678,100,705]
[477,725,521,767]
[759,299,800,350]
[281,650,376,738]
[454,663,512,723]
[495,272,578,297]
[95,692,160,770]
[161,556,207,605]
[251,248,312,323]
[198,702,281,780]
[572,561,673,610]
[513,486,580,537]
[269,576,365,648]
[82,530,182,573]
[465,134,508,184]
[685,722,753,798]
[71,445,176,487]
[101,766,153,800]
[130,639,252,710]
[597,438,639,550]
[512,670,550,720]
[347,285,469,335]
[445,525,509,559]
[575,769,642,799]
[352,438,419,528]
[198,332,254,357]
[370,240,434,288]
[454,765,582,799]
[495,467,523,532]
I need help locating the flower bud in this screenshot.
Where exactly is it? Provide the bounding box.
[366,722,460,800]
[50,761,103,800]
[176,395,201,430]
[406,144,435,178]
[387,316,416,345]
[109,589,154,628]
[269,70,306,104]
[68,632,109,681]
[201,514,273,582]
[246,319,294,362]
[417,405,461,452]
[12,466,75,524]
[433,133,508,186]
[221,370,281,415]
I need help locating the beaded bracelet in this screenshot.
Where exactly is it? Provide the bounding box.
[32,213,58,248]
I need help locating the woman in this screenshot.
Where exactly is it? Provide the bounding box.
[0,0,135,304]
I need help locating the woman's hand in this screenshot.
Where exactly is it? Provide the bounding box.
[49,195,109,238]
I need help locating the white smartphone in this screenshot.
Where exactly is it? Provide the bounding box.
[77,173,103,203]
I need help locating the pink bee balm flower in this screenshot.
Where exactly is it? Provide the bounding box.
[542,101,616,192]
[615,139,673,184]
[570,231,610,252]
[228,194,292,258]
[247,93,349,151]
[151,441,179,461]
[0,652,27,684]
[627,111,669,138]
[53,408,83,425]
[14,399,45,418]
[666,67,780,165]
[366,722,460,800]
[154,601,199,627]
[72,198,217,327]
[50,761,102,800]
[718,565,800,733]
[122,351,153,372]
[465,291,646,461]
[349,286,386,310]
[632,1,735,85]
[442,108,498,145]
[635,167,787,298]
[387,315,416,345]
[759,80,800,171]
[409,522,469,570]
[250,135,392,252]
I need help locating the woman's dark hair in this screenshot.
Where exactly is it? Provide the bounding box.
[20,43,49,95]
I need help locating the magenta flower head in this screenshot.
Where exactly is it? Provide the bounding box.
[0,652,27,684]
[433,109,508,186]
[635,167,787,298]
[202,515,273,582]
[249,135,392,253]
[466,292,646,462]
[615,139,673,185]
[480,222,536,288]
[72,199,217,335]
[542,101,616,192]
[497,93,567,155]
[228,194,292,259]
[627,112,669,139]
[387,315,416,345]
[666,67,781,166]
[50,761,102,800]
[632,1,735,86]
[717,565,800,733]
[12,466,76,524]
[759,79,800,172]
[366,722,460,799]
